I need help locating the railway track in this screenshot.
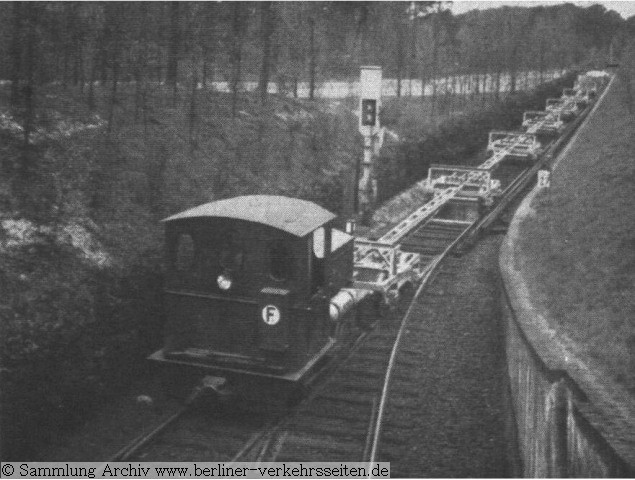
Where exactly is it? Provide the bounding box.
[104,81,601,467]
[108,319,377,463]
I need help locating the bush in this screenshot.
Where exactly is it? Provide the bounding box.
[0,237,164,459]
[0,87,360,459]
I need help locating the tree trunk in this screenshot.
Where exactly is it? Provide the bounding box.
[539,42,545,84]
[509,42,519,94]
[202,56,208,90]
[10,2,22,107]
[167,1,180,103]
[430,15,439,118]
[99,43,108,86]
[88,55,97,111]
[62,42,69,88]
[495,69,501,100]
[147,144,167,216]
[451,73,458,114]
[396,26,405,98]
[231,2,244,117]
[258,2,274,105]
[308,15,316,100]
[75,40,82,89]
[189,64,198,153]
[107,58,119,135]
[134,3,148,125]
[22,3,37,149]
[410,16,417,97]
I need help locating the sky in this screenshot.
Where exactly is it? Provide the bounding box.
[449,1,635,19]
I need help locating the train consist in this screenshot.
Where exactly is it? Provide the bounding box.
[149,71,608,403]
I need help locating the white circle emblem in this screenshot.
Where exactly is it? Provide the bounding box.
[261,305,281,325]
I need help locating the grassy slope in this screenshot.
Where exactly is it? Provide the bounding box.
[517,75,635,393]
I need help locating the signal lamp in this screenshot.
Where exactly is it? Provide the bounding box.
[217,273,233,291]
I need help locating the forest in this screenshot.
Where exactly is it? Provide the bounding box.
[0,1,634,460]
[1,1,631,220]
[1,1,629,140]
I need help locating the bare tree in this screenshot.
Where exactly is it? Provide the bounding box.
[166,2,181,103]
[10,2,22,107]
[308,9,317,100]
[230,3,246,117]
[22,2,38,148]
[258,2,275,105]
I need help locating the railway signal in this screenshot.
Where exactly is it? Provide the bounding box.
[361,99,377,127]
[357,66,383,224]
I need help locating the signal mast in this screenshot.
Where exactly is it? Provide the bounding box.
[356,66,383,225]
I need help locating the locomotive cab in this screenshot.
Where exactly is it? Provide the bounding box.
[149,195,356,385]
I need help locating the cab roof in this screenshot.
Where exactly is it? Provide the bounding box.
[162,195,337,237]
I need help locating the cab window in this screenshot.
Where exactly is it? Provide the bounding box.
[175,234,195,271]
[313,227,325,258]
[311,228,326,293]
[219,232,245,273]
[270,241,291,281]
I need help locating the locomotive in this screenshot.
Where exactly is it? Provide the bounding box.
[149,195,377,402]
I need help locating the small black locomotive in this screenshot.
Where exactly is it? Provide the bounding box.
[150,195,375,400]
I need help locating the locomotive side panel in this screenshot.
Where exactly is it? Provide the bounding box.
[160,215,336,375]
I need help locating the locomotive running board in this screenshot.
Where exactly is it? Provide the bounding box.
[148,339,336,383]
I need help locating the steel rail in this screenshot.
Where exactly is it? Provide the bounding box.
[229,328,375,464]
[367,220,473,474]
[106,406,189,462]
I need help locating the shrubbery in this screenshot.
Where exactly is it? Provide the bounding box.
[0,235,164,458]
[0,87,357,459]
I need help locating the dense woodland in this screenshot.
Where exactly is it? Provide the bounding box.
[1,1,634,460]
[1,2,630,134]
[1,1,632,218]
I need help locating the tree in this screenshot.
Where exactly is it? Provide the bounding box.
[618,39,635,113]
[258,2,275,104]
[166,2,181,103]
[10,2,23,107]
[21,2,38,148]
[308,6,318,100]
[104,2,126,135]
[230,2,247,117]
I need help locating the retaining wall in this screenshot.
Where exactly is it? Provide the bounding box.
[499,75,634,477]
[501,293,633,477]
